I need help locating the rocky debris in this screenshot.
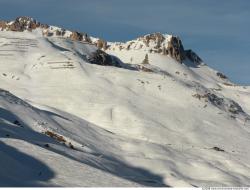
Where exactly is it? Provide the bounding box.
[212,147,225,152]
[185,49,203,64]
[44,130,66,143]
[87,50,120,67]
[193,92,245,115]
[216,72,227,79]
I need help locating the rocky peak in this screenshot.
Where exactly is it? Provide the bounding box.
[139,32,166,48]
[0,16,48,32]
[107,33,188,63]
[139,33,186,62]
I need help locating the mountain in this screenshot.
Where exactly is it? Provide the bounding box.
[0,16,250,187]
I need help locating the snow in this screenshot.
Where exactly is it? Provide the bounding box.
[0,29,250,187]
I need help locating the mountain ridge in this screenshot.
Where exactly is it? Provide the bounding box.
[0,16,202,64]
[0,16,250,187]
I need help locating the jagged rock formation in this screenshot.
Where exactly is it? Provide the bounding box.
[69,31,91,43]
[166,36,186,62]
[0,16,48,32]
[107,33,196,63]
[141,33,186,62]
[185,49,203,64]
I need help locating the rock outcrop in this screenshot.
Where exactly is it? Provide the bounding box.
[70,31,91,43]
[167,36,186,63]
[185,49,203,64]
[95,39,108,50]
[87,50,120,67]
[107,33,188,63]
[0,16,49,32]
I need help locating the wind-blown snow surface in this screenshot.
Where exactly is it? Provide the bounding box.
[0,30,250,187]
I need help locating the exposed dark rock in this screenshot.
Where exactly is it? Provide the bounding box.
[212,147,225,152]
[13,120,23,127]
[216,72,227,79]
[193,92,245,115]
[228,101,244,114]
[167,36,186,63]
[185,49,203,64]
[88,50,120,67]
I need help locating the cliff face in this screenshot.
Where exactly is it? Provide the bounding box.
[139,33,186,62]
[107,32,201,64]
[166,35,186,62]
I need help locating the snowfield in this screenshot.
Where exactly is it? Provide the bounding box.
[0,27,250,187]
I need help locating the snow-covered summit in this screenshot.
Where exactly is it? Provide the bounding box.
[107,32,189,63]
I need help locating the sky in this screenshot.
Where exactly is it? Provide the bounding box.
[0,0,249,85]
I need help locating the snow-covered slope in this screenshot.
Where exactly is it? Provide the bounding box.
[0,17,250,187]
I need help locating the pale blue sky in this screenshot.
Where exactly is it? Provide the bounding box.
[0,0,249,85]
